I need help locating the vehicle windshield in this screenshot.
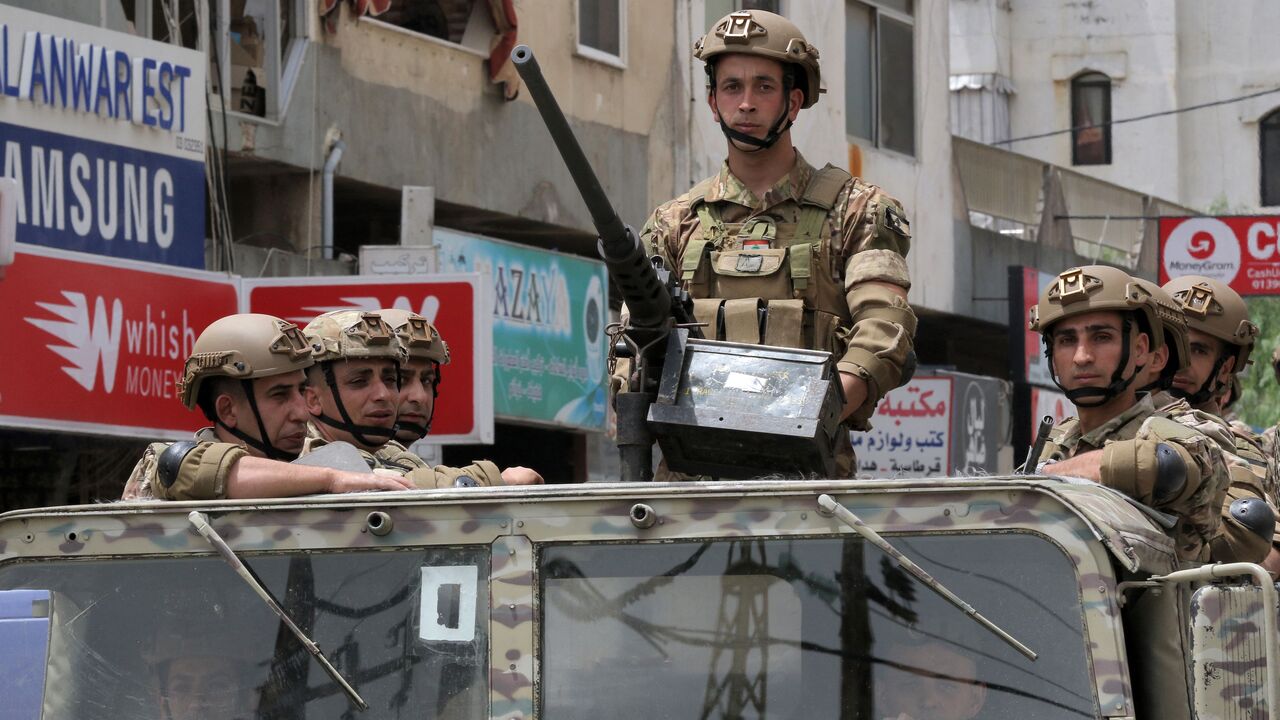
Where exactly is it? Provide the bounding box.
[541,532,1096,719]
[0,546,489,719]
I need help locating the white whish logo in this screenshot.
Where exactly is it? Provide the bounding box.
[26,291,123,392]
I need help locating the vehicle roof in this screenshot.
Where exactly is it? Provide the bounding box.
[0,475,1173,573]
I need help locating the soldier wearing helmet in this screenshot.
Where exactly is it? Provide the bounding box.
[1159,276,1278,566]
[302,310,534,487]
[1030,266,1231,562]
[379,309,543,485]
[632,9,916,477]
[121,313,413,500]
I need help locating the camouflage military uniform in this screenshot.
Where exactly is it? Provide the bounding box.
[303,424,503,487]
[642,152,915,475]
[122,428,246,501]
[1151,393,1276,563]
[1039,394,1231,563]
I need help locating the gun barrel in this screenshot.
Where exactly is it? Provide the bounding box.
[512,44,684,332]
[511,45,626,248]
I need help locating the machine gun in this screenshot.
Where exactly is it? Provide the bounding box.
[512,46,844,481]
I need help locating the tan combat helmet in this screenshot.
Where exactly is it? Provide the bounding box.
[1029,265,1160,406]
[1130,277,1191,389]
[176,313,313,460]
[304,310,406,447]
[304,310,407,364]
[380,308,450,364]
[695,10,822,108]
[695,9,820,150]
[1163,276,1258,370]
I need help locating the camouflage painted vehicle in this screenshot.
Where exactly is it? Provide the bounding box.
[0,476,1275,719]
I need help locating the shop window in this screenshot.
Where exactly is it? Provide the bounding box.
[1071,72,1111,165]
[576,0,626,67]
[1261,109,1280,206]
[207,0,306,119]
[704,0,780,27]
[118,0,201,48]
[845,0,915,157]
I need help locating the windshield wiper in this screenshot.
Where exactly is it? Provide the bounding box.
[189,511,370,711]
[817,494,1038,661]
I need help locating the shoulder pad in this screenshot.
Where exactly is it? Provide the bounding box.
[157,441,198,489]
[800,165,852,210]
[1141,416,1202,443]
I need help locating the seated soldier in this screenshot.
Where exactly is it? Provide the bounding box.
[122,313,413,500]
[1127,279,1275,564]
[301,309,531,487]
[875,638,987,720]
[381,309,543,485]
[1030,266,1231,562]
[1160,275,1278,566]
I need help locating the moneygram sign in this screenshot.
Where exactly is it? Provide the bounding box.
[1159,216,1280,294]
[0,244,237,438]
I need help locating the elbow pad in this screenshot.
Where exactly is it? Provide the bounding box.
[1153,443,1188,505]
[158,441,198,489]
[1230,497,1276,541]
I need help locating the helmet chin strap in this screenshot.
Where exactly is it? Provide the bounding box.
[314,361,398,448]
[713,80,794,153]
[216,379,297,461]
[1045,314,1145,408]
[1170,354,1229,407]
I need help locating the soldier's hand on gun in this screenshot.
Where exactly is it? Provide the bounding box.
[332,469,415,493]
[502,466,544,485]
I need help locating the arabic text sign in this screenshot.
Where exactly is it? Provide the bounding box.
[1159,216,1280,296]
[0,6,207,268]
[855,376,953,478]
[0,245,238,438]
[435,228,608,431]
[241,274,494,445]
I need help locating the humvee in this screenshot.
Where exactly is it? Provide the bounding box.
[0,476,1275,719]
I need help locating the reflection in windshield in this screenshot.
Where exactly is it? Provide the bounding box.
[0,547,489,719]
[541,534,1095,719]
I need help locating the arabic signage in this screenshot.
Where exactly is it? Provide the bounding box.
[0,244,237,438]
[242,274,494,445]
[435,228,609,431]
[855,376,952,477]
[0,6,207,268]
[943,370,1006,475]
[1158,216,1280,296]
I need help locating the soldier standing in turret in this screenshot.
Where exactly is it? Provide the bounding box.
[1031,266,1231,562]
[639,9,916,476]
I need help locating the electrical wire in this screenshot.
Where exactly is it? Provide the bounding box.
[994,86,1280,146]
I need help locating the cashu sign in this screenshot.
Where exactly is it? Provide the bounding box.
[1159,216,1280,296]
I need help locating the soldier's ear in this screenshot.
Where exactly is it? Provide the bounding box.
[303,383,324,417]
[214,392,238,428]
[708,89,721,122]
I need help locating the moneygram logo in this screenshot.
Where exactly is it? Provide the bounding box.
[1162,218,1241,284]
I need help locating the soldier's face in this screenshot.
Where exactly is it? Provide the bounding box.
[159,656,254,720]
[876,643,986,720]
[216,371,310,455]
[1049,311,1150,392]
[1172,328,1234,397]
[396,358,437,444]
[305,359,399,445]
[708,54,803,141]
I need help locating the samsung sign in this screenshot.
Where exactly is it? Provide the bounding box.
[0,6,205,268]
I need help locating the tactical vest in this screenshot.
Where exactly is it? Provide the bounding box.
[679,164,852,353]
